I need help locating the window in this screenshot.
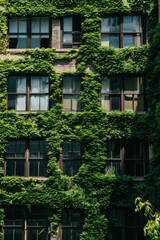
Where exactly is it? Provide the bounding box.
[62,16,82,48]
[5,140,48,177]
[101,76,144,112]
[101,16,142,48]
[62,142,81,176]
[9,17,50,49]
[7,76,49,112]
[3,206,49,240]
[63,77,81,112]
[105,208,146,240]
[62,210,81,240]
[105,140,147,178]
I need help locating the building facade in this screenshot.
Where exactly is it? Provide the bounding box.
[0,0,159,239]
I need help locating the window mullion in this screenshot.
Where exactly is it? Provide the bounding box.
[25,141,29,177]
[27,18,31,48]
[119,16,123,48]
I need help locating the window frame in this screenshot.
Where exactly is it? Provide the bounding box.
[61,15,83,48]
[101,76,145,112]
[4,139,48,178]
[7,75,50,112]
[101,14,145,48]
[105,140,148,179]
[8,17,52,49]
[2,206,49,240]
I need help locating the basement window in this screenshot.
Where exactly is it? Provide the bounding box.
[7,76,49,112]
[9,17,50,49]
[62,142,81,176]
[5,140,48,177]
[62,15,82,48]
[63,76,81,112]
[101,15,142,48]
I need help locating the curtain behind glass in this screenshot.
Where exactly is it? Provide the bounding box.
[63,17,72,31]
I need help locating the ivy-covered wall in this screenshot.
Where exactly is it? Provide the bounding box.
[0,0,159,239]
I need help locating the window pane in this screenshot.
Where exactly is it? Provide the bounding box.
[6,160,14,176]
[4,228,13,239]
[111,96,120,111]
[124,77,141,93]
[9,37,18,48]
[125,160,134,176]
[101,34,109,46]
[31,19,40,33]
[133,16,141,32]
[27,229,37,240]
[101,18,109,32]
[16,95,26,111]
[110,77,120,93]
[135,160,144,176]
[31,35,40,48]
[110,35,119,48]
[8,95,16,110]
[112,141,120,158]
[125,141,134,159]
[73,33,82,43]
[31,77,40,93]
[101,95,110,111]
[40,77,49,93]
[8,76,17,93]
[106,142,112,158]
[63,33,72,43]
[72,78,81,93]
[73,15,81,31]
[40,37,49,48]
[16,159,24,176]
[102,77,110,93]
[16,141,25,157]
[63,142,72,158]
[110,17,119,32]
[134,95,144,112]
[63,95,71,111]
[123,16,132,32]
[17,76,26,93]
[38,229,48,240]
[72,95,80,111]
[72,142,81,158]
[17,35,27,49]
[72,229,81,240]
[124,95,133,111]
[133,34,141,46]
[72,212,81,227]
[40,141,47,157]
[62,210,71,226]
[30,160,38,176]
[62,228,71,240]
[63,160,73,176]
[41,18,49,33]
[73,160,81,175]
[135,141,143,159]
[63,17,72,31]
[9,20,18,33]
[105,161,121,175]
[39,160,47,177]
[40,95,49,111]
[30,95,40,111]
[123,34,133,47]
[30,141,39,158]
[7,141,16,157]
[19,20,27,33]
[63,77,72,93]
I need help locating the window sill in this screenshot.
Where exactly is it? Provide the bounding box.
[15,111,48,114]
[4,176,47,180]
[133,176,144,181]
[7,48,78,53]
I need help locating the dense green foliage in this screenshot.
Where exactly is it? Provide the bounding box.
[0,0,159,239]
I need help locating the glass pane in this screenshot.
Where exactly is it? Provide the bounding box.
[5,207,24,223]
[125,160,134,176]
[17,36,27,49]
[38,229,48,240]
[73,33,82,43]
[39,160,47,177]
[72,142,81,158]
[134,95,144,112]
[16,95,26,111]
[19,20,27,33]
[73,160,81,175]
[101,95,110,111]
[135,160,144,176]
[7,141,16,156]
[72,78,81,93]
[125,141,134,159]
[110,209,122,227]
[111,227,122,240]
[16,141,25,157]
[31,76,40,93]
[63,17,72,31]
[9,20,18,33]
[63,142,72,158]
[73,15,81,31]
[110,17,119,32]
[112,142,120,158]
[111,96,120,111]
[106,142,112,158]
[63,77,72,94]
[31,35,40,48]
[40,77,49,93]
[72,212,81,227]
[124,77,140,92]
[133,34,141,46]
[72,229,81,240]
[102,77,110,93]
[123,16,132,32]
[15,229,24,240]
[30,160,38,176]
[101,34,109,46]
[30,141,39,158]
[63,95,71,111]
[124,95,133,111]
[72,95,80,111]
[123,34,133,47]
[40,37,49,48]
[133,16,141,32]
[106,161,121,175]
[6,160,14,176]
[110,77,120,93]
[62,228,71,240]
[101,18,109,32]
[4,228,13,239]
[41,18,49,33]
[27,229,37,240]
[135,141,143,159]
[9,37,18,48]
[62,210,71,226]
[8,76,17,93]
[17,76,26,93]
[8,95,16,110]
[110,35,119,48]
[16,159,24,176]
[63,33,72,43]
[31,19,40,33]
[63,160,72,176]
[30,95,40,111]
[40,95,49,111]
